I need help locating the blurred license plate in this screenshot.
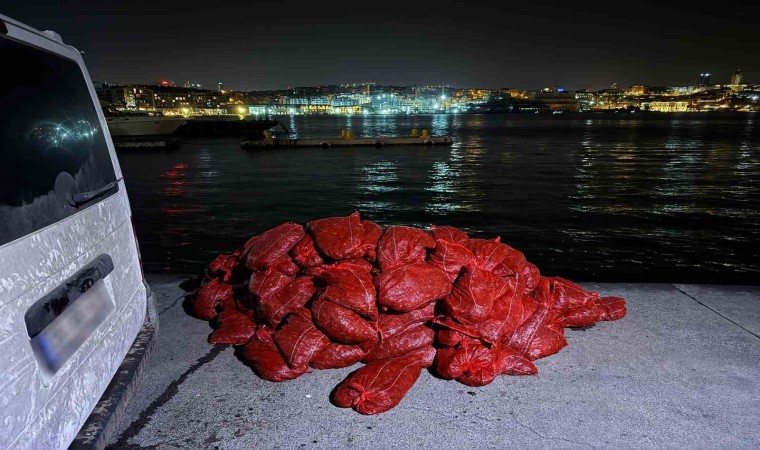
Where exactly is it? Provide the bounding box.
[31,280,114,375]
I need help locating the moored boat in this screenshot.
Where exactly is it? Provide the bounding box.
[106,115,187,137]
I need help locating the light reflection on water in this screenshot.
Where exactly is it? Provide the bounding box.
[119,113,760,283]
[362,161,400,193]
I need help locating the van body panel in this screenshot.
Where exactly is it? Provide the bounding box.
[0,184,132,303]
[10,289,144,449]
[0,189,146,448]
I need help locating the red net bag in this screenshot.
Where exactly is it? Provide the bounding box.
[307,212,364,259]
[333,353,422,415]
[375,261,451,312]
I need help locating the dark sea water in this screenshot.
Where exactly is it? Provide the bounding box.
[118,113,760,284]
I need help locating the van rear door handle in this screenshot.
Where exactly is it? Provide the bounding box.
[25,254,114,338]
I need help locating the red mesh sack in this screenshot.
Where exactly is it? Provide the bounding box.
[241,234,259,254]
[377,226,436,270]
[290,234,324,269]
[310,342,367,370]
[248,269,294,302]
[508,306,568,361]
[466,238,526,276]
[540,277,599,311]
[375,261,452,313]
[435,329,467,347]
[521,262,541,294]
[363,323,434,363]
[408,345,436,368]
[360,220,384,261]
[333,353,422,415]
[257,276,316,327]
[307,212,364,259]
[427,239,475,283]
[429,224,469,245]
[477,275,526,344]
[217,289,237,312]
[521,293,540,322]
[312,296,378,344]
[273,309,330,368]
[560,302,602,328]
[596,296,627,321]
[269,255,301,277]
[377,302,435,340]
[435,343,536,387]
[241,328,309,382]
[434,343,501,386]
[498,345,539,376]
[434,287,525,346]
[207,252,239,282]
[192,278,233,320]
[441,266,510,324]
[433,316,484,345]
[244,223,305,271]
[209,308,256,345]
[315,259,378,319]
[217,287,256,321]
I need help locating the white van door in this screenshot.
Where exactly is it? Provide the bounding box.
[0,20,147,449]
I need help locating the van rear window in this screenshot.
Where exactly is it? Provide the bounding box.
[0,36,117,246]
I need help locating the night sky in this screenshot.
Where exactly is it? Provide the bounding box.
[3,1,758,91]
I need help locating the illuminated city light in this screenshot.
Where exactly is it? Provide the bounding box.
[93,73,759,117]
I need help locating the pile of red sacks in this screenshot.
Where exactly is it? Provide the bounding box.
[190,212,626,415]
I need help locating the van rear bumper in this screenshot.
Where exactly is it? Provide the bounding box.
[70,280,159,450]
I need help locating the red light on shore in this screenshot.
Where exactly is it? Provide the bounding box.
[160,80,169,87]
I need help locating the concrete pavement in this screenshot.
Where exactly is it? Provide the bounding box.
[106,275,760,449]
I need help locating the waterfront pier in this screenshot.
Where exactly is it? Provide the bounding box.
[106,275,760,448]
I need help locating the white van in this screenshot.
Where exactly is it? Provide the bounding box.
[0,14,157,449]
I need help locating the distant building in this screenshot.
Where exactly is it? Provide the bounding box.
[248,105,270,115]
[370,93,402,113]
[99,85,155,110]
[698,73,711,86]
[730,69,743,85]
[628,85,646,96]
[670,86,698,95]
[190,91,226,109]
[586,88,627,110]
[154,91,191,109]
[575,89,594,111]
[649,101,688,112]
[499,88,521,98]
